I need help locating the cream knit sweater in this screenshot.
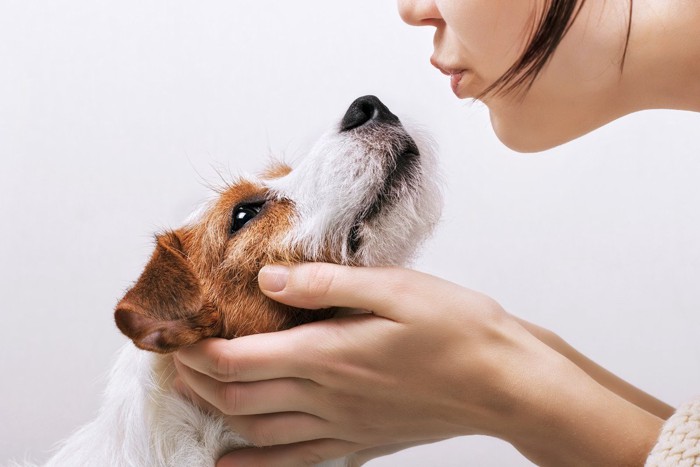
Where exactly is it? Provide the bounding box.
[646,396,700,466]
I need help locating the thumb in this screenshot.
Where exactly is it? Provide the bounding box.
[258,263,421,320]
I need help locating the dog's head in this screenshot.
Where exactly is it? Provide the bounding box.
[115,96,442,353]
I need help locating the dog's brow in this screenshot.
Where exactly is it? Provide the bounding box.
[184,195,217,226]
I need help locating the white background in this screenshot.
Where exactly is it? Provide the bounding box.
[1,1,699,465]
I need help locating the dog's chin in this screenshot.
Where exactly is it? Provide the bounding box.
[347,143,421,256]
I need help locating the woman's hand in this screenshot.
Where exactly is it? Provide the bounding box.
[174,263,664,466]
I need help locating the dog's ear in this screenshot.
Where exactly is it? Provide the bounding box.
[114,230,221,353]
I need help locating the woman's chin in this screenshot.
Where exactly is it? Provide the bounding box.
[488,108,600,154]
[489,112,556,153]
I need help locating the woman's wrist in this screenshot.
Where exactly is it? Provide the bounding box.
[500,345,663,466]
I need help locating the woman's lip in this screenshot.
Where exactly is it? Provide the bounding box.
[430,57,464,76]
[450,72,465,96]
[430,58,469,97]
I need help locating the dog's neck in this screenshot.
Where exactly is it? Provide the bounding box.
[43,344,246,466]
[43,344,346,467]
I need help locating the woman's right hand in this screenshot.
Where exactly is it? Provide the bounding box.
[175,264,664,466]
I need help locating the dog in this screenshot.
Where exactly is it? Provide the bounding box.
[30,95,441,466]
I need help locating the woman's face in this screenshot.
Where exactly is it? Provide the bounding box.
[397,0,631,152]
[400,0,540,99]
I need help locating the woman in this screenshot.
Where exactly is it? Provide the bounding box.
[174,1,700,465]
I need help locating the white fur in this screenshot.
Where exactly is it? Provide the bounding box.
[39,346,238,466]
[21,106,441,467]
[267,122,441,266]
[29,346,345,467]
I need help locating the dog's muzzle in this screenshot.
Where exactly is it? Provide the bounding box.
[339,96,422,254]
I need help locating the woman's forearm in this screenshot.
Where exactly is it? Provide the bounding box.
[515,317,675,420]
[505,351,665,467]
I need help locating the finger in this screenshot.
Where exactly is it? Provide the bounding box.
[176,335,311,383]
[230,412,334,447]
[172,375,220,414]
[174,357,322,416]
[217,439,363,467]
[258,263,445,321]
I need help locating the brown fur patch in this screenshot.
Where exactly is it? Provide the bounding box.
[115,163,333,353]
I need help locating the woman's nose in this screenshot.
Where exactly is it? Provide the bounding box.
[397,0,442,27]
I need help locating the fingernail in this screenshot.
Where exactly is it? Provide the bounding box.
[258,265,289,292]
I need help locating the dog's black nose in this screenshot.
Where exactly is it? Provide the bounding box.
[340,95,400,131]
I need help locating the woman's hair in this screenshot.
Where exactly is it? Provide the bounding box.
[481,0,633,99]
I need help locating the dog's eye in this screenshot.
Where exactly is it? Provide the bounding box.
[230,202,264,234]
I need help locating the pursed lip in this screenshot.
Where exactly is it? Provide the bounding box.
[430,56,470,97]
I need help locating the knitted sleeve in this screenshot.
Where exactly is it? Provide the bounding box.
[645,396,700,466]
